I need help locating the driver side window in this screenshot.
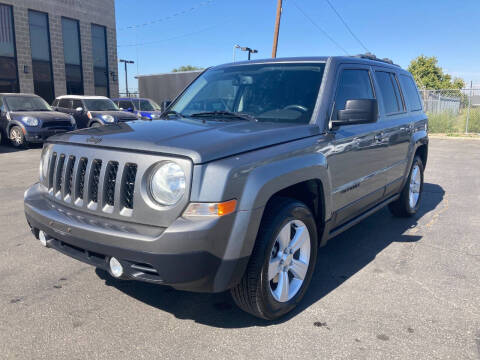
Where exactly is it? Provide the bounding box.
[333,69,374,119]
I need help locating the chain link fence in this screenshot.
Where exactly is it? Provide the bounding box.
[419,88,480,134]
[117,91,139,98]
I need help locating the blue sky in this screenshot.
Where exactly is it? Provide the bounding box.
[115,0,480,93]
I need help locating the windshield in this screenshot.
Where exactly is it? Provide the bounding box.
[83,99,119,111]
[171,63,325,123]
[5,96,52,111]
[133,99,161,111]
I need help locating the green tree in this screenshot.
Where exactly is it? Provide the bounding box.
[407,55,464,89]
[172,65,203,72]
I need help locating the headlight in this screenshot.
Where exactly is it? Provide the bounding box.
[22,116,39,126]
[101,114,115,123]
[151,114,159,119]
[149,162,186,206]
[39,146,51,184]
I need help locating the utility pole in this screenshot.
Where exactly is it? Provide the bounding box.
[119,59,134,96]
[271,0,282,58]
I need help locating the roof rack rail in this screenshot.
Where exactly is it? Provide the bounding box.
[353,53,399,66]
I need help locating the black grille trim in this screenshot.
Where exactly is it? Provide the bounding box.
[64,155,76,197]
[121,163,137,210]
[89,159,102,203]
[48,152,57,189]
[77,158,88,200]
[55,154,66,193]
[104,161,119,206]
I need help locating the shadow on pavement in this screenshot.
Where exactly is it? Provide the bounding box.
[0,143,42,153]
[96,183,445,328]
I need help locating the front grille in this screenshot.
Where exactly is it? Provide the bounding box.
[46,153,138,216]
[42,121,71,129]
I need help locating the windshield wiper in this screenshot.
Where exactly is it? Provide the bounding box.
[161,110,185,119]
[189,111,257,122]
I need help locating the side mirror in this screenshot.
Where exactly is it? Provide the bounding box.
[75,107,84,113]
[332,99,378,127]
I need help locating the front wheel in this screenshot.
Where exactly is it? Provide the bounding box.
[10,126,26,148]
[231,198,318,320]
[389,155,424,217]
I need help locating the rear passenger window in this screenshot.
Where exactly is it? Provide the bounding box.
[333,69,374,119]
[375,71,403,114]
[59,99,71,108]
[399,75,422,111]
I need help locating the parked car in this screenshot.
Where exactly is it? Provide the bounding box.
[52,95,139,129]
[25,55,428,320]
[0,93,76,147]
[112,97,163,120]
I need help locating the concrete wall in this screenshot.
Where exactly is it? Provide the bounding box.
[2,0,118,98]
[136,71,202,105]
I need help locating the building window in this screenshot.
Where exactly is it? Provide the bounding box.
[91,24,109,96]
[28,10,54,103]
[62,18,83,95]
[0,4,19,93]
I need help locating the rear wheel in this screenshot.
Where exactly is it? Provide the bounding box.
[231,197,318,320]
[389,155,424,217]
[10,126,26,148]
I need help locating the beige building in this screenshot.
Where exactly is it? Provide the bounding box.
[0,0,118,103]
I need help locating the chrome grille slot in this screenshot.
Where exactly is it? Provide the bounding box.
[104,161,119,207]
[89,159,102,204]
[122,163,137,210]
[54,154,66,195]
[64,155,76,198]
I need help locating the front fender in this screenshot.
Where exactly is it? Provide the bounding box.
[190,136,332,260]
[7,120,27,134]
[87,118,105,127]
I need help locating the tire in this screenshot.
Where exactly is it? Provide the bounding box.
[389,155,424,217]
[90,122,101,128]
[9,126,26,148]
[231,197,318,320]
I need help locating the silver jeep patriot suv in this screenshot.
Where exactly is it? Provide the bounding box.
[24,55,428,320]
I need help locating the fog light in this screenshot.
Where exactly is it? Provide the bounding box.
[109,257,123,278]
[38,230,50,247]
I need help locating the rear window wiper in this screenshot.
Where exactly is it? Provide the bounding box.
[189,111,258,122]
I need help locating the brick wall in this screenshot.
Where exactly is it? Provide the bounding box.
[1,0,118,98]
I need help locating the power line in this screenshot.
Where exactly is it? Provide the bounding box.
[290,0,349,55]
[324,0,369,53]
[117,0,214,31]
[118,21,228,47]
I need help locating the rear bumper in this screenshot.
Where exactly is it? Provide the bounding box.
[24,183,249,292]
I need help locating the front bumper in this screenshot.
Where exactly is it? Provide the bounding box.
[24,127,74,143]
[24,183,249,292]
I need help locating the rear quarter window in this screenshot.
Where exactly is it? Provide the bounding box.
[59,99,71,108]
[399,75,422,111]
[375,71,403,115]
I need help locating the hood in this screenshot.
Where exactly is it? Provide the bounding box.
[47,118,320,164]
[90,110,138,120]
[11,111,72,122]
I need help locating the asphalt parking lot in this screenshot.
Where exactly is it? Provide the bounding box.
[0,137,479,359]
